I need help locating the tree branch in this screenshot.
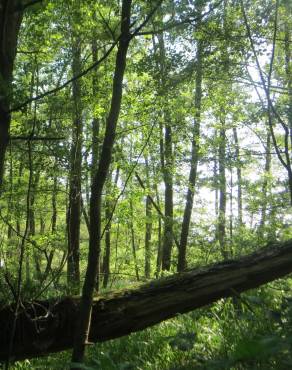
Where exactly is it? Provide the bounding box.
[19,0,43,11]
[10,0,163,114]
[136,0,223,36]
[9,41,118,113]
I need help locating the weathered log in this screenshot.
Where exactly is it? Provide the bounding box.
[1,239,292,362]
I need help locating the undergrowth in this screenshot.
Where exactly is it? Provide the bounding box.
[11,279,292,370]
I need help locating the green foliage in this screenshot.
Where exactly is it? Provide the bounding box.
[1,0,292,368]
[12,280,292,369]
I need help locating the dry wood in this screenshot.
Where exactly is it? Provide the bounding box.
[1,239,292,362]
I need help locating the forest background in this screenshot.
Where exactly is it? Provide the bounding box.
[0,0,292,368]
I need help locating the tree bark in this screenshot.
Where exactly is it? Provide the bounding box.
[217,1,229,259]
[178,25,203,272]
[0,1,23,190]
[130,199,140,282]
[102,168,119,289]
[30,173,41,281]
[91,31,100,182]
[218,117,227,258]
[67,1,84,294]
[214,137,219,218]
[102,204,111,289]
[1,239,292,362]
[51,174,58,233]
[40,174,58,282]
[71,1,132,365]
[155,30,174,271]
[284,6,292,204]
[162,120,174,271]
[229,168,233,242]
[67,38,82,295]
[155,183,162,277]
[233,127,243,226]
[259,133,271,232]
[144,156,152,278]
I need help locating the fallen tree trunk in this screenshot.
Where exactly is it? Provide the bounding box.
[1,239,292,362]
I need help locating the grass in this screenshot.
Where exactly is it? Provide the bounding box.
[9,281,292,370]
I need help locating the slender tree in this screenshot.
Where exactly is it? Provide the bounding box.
[71,1,132,365]
[103,167,119,288]
[259,133,272,232]
[178,3,204,272]
[155,30,174,271]
[218,114,227,258]
[233,127,243,226]
[144,156,152,278]
[67,5,83,293]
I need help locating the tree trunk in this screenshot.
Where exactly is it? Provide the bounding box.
[51,174,58,233]
[40,175,58,282]
[233,127,243,226]
[91,33,100,182]
[103,205,111,289]
[217,1,229,259]
[30,173,41,281]
[0,1,23,190]
[130,199,140,282]
[178,27,203,272]
[144,195,152,278]
[90,32,101,290]
[103,167,119,288]
[259,133,272,232]
[214,140,219,218]
[71,1,132,365]
[7,154,13,238]
[162,120,173,270]
[231,169,235,244]
[218,117,227,258]
[155,31,174,271]
[2,239,292,362]
[67,33,83,295]
[284,7,292,204]
[155,184,162,277]
[144,156,152,278]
